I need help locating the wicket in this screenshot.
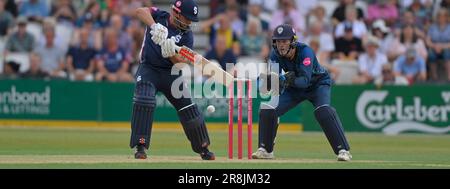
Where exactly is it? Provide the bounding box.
[228,79,253,159]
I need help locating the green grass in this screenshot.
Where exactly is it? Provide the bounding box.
[0,126,449,169]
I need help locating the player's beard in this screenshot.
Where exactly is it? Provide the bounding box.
[173,14,191,32]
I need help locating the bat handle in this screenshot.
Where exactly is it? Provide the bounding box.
[174,45,181,53]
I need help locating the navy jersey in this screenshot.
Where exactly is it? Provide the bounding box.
[269,43,331,89]
[139,7,194,69]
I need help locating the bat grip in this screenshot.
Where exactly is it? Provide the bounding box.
[174,45,181,53]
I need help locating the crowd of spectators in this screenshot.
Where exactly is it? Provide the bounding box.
[0,0,449,86]
[0,0,148,82]
[205,0,450,85]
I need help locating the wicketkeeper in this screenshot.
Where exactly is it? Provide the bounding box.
[254,24,352,161]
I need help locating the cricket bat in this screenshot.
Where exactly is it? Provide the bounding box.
[175,45,235,87]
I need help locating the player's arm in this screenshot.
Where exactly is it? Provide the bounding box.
[168,55,186,64]
[135,4,168,45]
[135,6,156,28]
[290,47,314,89]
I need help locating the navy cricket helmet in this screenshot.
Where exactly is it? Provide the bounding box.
[172,0,199,22]
[272,24,297,41]
[272,24,298,56]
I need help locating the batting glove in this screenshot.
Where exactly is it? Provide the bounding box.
[150,23,168,45]
[161,37,177,58]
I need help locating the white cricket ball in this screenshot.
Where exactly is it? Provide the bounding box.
[207,105,216,113]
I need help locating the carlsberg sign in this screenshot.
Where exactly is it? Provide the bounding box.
[356,91,450,135]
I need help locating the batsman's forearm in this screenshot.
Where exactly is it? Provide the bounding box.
[293,76,310,89]
[135,7,155,27]
[169,55,185,64]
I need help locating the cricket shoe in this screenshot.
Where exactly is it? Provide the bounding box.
[200,148,216,160]
[251,148,274,159]
[337,149,352,161]
[134,145,147,159]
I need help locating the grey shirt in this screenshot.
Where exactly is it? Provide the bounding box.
[34,43,66,73]
[5,32,35,52]
[428,24,450,43]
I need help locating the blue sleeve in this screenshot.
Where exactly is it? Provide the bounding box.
[418,57,426,73]
[41,3,50,17]
[393,56,403,73]
[293,47,314,89]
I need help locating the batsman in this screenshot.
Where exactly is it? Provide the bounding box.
[253,24,352,161]
[130,0,215,160]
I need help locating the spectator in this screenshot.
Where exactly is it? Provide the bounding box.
[366,0,399,26]
[400,0,434,10]
[256,0,278,14]
[305,21,335,71]
[127,18,145,74]
[353,36,388,84]
[270,0,305,39]
[71,13,103,50]
[108,14,133,55]
[440,0,450,8]
[335,5,368,39]
[388,24,428,62]
[76,2,102,29]
[18,0,49,22]
[50,0,77,26]
[426,8,450,81]
[394,10,426,39]
[33,25,67,79]
[66,28,96,82]
[5,0,17,17]
[333,22,364,61]
[374,63,409,86]
[224,4,245,38]
[308,5,333,33]
[95,29,133,82]
[117,0,143,19]
[20,53,47,79]
[246,0,269,32]
[4,17,34,54]
[308,37,340,81]
[239,18,269,59]
[1,61,20,79]
[201,13,241,56]
[332,0,365,24]
[0,0,14,37]
[394,48,427,84]
[37,18,68,52]
[294,0,318,17]
[205,35,237,70]
[408,0,434,29]
[371,19,395,54]
[211,0,247,20]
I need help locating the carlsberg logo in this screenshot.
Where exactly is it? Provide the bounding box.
[0,86,50,105]
[356,91,450,135]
